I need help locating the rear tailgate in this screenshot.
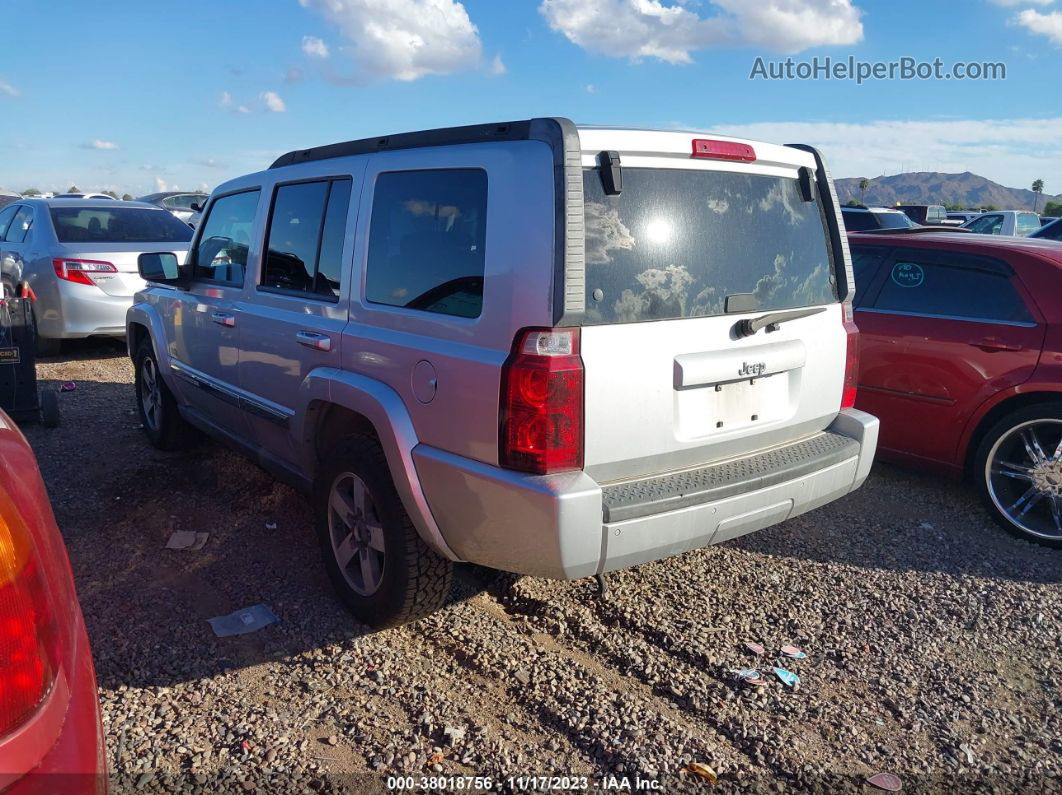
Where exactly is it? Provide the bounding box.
[575,130,849,483]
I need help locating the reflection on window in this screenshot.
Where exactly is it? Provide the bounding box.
[194,190,260,285]
[365,169,487,319]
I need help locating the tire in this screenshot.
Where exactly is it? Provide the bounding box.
[974,403,1062,548]
[314,435,453,628]
[39,389,60,428]
[134,338,191,451]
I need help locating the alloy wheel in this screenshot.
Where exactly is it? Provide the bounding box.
[140,357,162,431]
[985,419,1062,541]
[327,472,386,596]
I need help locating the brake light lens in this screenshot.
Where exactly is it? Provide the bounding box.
[691,139,757,162]
[500,328,584,474]
[841,302,859,410]
[52,258,117,287]
[0,484,59,737]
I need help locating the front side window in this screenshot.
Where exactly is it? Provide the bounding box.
[871,252,1032,323]
[49,207,193,243]
[365,169,487,319]
[966,214,1003,235]
[261,178,351,299]
[5,206,33,243]
[583,168,835,324]
[193,190,260,284]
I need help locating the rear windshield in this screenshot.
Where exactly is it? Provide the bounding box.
[582,168,836,324]
[50,207,194,243]
[875,211,915,229]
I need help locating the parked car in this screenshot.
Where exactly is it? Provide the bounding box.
[1041,216,1055,227]
[961,210,1042,237]
[136,191,209,227]
[0,408,106,791]
[849,230,1062,546]
[897,204,947,226]
[0,190,20,210]
[128,118,879,628]
[1030,217,1062,241]
[0,198,192,352]
[53,193,115,200]
[947,211,982,225]
[842,206,918,232]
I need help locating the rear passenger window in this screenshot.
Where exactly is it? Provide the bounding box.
[365,169,487,319]
[5,206,33,243]
[0,205,18,240]
[194,190,260,284]
[871,254,1032,323]
[261,178,352,299]
[850,246,888,289]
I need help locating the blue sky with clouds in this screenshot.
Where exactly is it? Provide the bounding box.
[0,0,1058,196]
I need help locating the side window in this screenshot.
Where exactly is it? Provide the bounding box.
[871,253,1033,323]
[1017,214,1041,237]
[365,169,487,319]
[0,205,19,240]
[850,246,888,297]
[193,190,260,284]
[967,214,1003,235]
[261,178,351,300]
[5,206,33,243]
[842,211,875,232]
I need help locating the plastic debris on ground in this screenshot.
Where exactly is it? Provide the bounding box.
[207,604,279,637]
[772,667,800,687]
[265,521,277,530]
[683,762,717,784]
[744,641,765,656]
[165,531,209,551]
[866,772,902,791]
[779,644,807,659]
[59,381,76,392]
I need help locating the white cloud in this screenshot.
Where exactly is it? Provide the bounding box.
[81,140,119,150]
[703,116,1062,194]
[539,0,863,61]
[302,35,330,58]
[991,0,1053,5]
[219,91,234,110]
[1013,9,1062,44]
[0,79,19,97]
[299,0,484,81]
[192,158,227,169]
[488,53,506,75]
[261,90,287,112]
[154,177,176,192]
[585,83,596,93]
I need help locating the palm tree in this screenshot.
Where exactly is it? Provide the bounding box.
[1032,179,1045,213]
[859,177,870,205]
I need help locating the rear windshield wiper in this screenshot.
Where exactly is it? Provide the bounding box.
[735,306,826,338]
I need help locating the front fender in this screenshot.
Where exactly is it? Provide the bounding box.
[126,298,176,387]
[293,368,461,562]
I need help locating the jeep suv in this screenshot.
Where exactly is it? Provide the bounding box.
[127,118,879,628]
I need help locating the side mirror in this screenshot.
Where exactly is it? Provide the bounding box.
[138,252,183,285]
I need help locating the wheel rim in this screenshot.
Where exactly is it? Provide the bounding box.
[985,418,1062,540]
[327,472,386,596]
[140,357,163,431]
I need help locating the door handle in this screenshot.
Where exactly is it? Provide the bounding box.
[974,337,1021,352]
[211,311,235,328]
[295,330,332,352]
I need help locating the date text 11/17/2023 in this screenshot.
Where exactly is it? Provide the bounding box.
[385,775,664,791]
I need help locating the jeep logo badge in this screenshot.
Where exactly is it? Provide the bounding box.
[739,361,767,377]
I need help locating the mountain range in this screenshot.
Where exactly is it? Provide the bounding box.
[834,172,1059,211]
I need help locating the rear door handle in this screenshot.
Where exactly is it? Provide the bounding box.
[211,311,235,328]
[974,337,1021,352]
[295,330,332,352]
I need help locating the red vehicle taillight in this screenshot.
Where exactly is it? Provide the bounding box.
[0,484,60,737]
[841,302,859,410]
[500,328,584,475]
[52,259,117,286]
[691,139,757,162]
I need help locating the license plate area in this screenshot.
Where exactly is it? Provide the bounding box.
[674,373,792,439]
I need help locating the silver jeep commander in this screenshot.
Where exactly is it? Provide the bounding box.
[128,118,878,628]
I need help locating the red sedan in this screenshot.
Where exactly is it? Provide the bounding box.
[0,409,106,792]
[849,231,1062,547]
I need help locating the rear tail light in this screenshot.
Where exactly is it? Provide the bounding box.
[0,484,60,737]
[52,259,117,286]
[841,302,859,410]
[691,139,757,162]
[500,328,584,475]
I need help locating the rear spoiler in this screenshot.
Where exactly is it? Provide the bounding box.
[785,144,855,304]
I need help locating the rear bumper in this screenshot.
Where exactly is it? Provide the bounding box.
[414,409,878,579]
[35,279,131,339]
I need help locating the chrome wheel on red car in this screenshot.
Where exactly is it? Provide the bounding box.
[980,412,1062,547]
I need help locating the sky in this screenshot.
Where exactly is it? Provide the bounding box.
[0,0,1058,197]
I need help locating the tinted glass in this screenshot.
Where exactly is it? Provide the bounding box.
[583,168,835,323]
[194,190,260,284]
[966,214,1003,234]
[1016,214,1041,237]
[872,254,1032,323]
[842,209,876,231]
[263,181,328,293]
[0,205,18,239]
[5,206,33,243]
[50,207,193,243]
[851,246,888,287]
[315,180,352,298]
[366,169,487,318]
[875,212,915,229]
[1034,219,1062,240]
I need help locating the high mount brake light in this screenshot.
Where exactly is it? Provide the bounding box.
[500,328,584,475]
[841,302,859,410]
[691,139,757,163]
[52,259,117,287]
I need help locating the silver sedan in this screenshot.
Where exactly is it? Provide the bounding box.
[0,198,192,354]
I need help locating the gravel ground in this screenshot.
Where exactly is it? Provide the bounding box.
[20,340,1062,793]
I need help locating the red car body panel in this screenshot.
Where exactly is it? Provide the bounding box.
[0,410,106,793]
[849,232,1062,477]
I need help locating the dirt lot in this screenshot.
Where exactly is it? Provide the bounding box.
[21,341,1062,792]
